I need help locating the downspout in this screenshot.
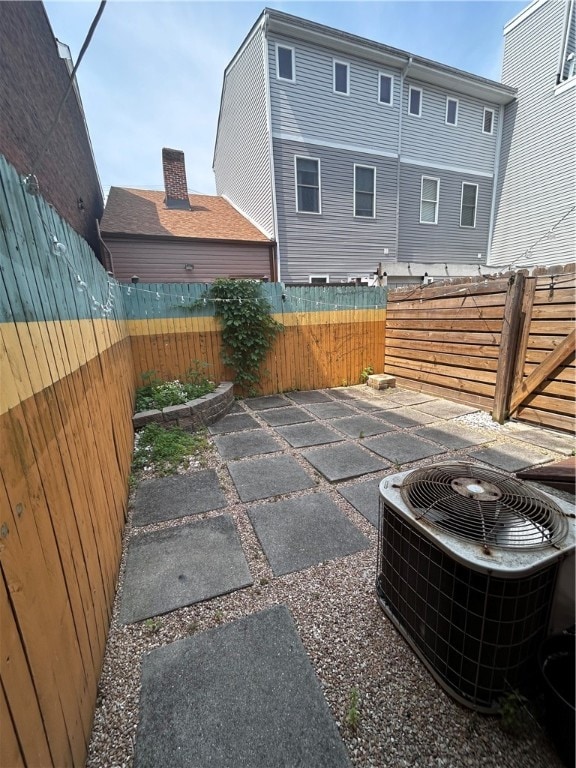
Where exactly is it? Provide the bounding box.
[486,102,505,265]
[96,217,114,273]
[262,12,281,282]
[395,56,412,262]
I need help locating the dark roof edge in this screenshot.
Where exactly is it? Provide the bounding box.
[101,231,274,246]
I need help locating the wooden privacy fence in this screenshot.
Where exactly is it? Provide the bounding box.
[124,282,387,393]
[385,265,575,433]
[0,155,135,767]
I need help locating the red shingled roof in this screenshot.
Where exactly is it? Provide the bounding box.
[100,187,270,243]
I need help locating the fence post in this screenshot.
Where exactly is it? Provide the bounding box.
[492,272,526,423]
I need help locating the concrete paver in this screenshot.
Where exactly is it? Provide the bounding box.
[212,429,282,460]
[331,414,396,438]
[415,423,491,450]
[133,471,226,527]
[259,406,315,426]
[274,422,344,448]
[227,454,316,502]
[338,477,382,527]
[302,442,388,482]
[208,412,260,434]
[248,492,369,576]
[466,442,552,472]
[413,400,480,419]
[376,407,439,428]
[286,390,333,404]
[245,395,291,410]
[362,433,447,464]
[305,402,357,419]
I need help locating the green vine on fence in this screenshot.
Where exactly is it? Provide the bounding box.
[203,279,283,395]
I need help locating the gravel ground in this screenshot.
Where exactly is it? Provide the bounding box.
[86,387,569,768]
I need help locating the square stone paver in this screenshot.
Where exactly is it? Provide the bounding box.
[286,390,332,404]
[331,415,396,438]
[134,606,351,768]
[259,406,315,426]
[362,433,448,465]
[305,402,356,419]
[415,424,490,450]
[212,430,282,460]
[351,398,401,413]
[119,515,252,624]
[248,493,369,576]
[378,390,436,406]
[413,400,480,419]
[227,454,316,502]
[275,422,344,448]
[209,413,260,434]
[338,478,382,527]
[133,471,227,527]
[302,443,388,482]
[245,395,290,410]
[466,442,552,473]
[377,407,437,429]
[504,428,575,456]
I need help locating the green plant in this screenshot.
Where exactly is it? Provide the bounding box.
[498,690,530,735]
[346,687,361,731]
[135,362,214,411]
[360,365,374,384]
[143,618,161,633]
[202,280,282,395]
[214,609,224,624]
[132,422,210,476]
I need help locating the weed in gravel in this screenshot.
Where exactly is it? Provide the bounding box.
[143,618,161,633]
[498,690,531,736]
[346,687,361,731]
[132,423,210,476]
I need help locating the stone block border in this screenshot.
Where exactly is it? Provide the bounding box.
[133,382,234,431]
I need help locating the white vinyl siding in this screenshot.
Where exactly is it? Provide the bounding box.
[460,183,478,227]
[276,44,295,81]
[420,176,439,224]
[354,165,376,218]
[378,72,394,105]
[408,86,422,116]
[333,60,349,94]
[295,156,321,213]
[482,107,494,134]
[446,97,459,125]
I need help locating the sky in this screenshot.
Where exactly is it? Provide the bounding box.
[44,0,526,198]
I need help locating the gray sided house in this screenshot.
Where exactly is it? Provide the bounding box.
[213,9,516,285]
[490,0,576,269]
[101,149,275,283]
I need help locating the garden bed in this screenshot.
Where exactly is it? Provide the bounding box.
[132,381,234,432]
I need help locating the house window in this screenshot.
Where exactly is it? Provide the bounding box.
[309,275,329,284]
[408,86,422,116]
[354,165,376,218]
[379,73,393,105]
[333,61,349,94]
[276,45,295,81]
[483,107,495,135]
[460,183,478,228]
[446,97,458,126]
[420,176,439,224]
[295,156,321,213]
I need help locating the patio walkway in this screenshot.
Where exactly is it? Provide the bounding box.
[117,386,574,768]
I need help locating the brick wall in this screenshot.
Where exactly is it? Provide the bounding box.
[0,1,104,254]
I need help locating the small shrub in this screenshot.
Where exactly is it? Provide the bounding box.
[360,365,374,384]
[132,422,210,476]
[135,362,215,412]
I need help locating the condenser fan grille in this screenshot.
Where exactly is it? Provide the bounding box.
[400,463,568,550]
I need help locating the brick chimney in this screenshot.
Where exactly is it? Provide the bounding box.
[162,148,191,209]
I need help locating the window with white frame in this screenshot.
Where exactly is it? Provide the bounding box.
[295,156,321,213]
[276,45,295,81]
[309,275,329,284]
[446,97,458,126]
[483,107,494,135]
[460,183,478,228]
[408,86,422,116]
[420,176,439,224]
[333,60,349,94]
[354,165,376,218]
[378,73,393,105]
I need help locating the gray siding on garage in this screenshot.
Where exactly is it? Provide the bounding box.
[398,163,492,263]
[213,27,274,237]
[490,0,576,268]
[273,138,398,282]
[106,238,273,283]
[268,33,401,155]
[401,78,500,175]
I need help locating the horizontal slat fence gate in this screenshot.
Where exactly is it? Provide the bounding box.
[124,282,387,393]
[0,155,135,767]
[385,266,575,433]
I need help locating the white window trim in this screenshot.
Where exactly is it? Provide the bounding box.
[353,164,376,219]
[408,86,422,117]
[309,275,329,284]
[378,71,394,106]
[294,155,322,215]
[460,182,478,228]
[482,107,495,135]
[276,43,295,82]
[445,97,459,126]
[420,175,440,225]
[333,59,350,95]
[555,76,576,95]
